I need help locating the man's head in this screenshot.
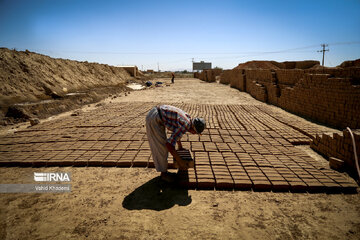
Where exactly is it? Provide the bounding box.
[190,118,206,134]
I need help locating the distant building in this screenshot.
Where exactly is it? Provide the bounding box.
[146,69,154,73]
[117,65,139,77]
[193,61,212,71]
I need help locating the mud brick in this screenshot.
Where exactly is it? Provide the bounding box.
[235,152,251,159]
[140,141,150,150]
[173,149,194,168]
[210,135,223,142]
[197,177,215,189]
[225,159,242,166]
[72,159,88,167]
[191,142,204,152]
[322,182,342,193]
[256,161,272,167]
[296,173,314,179]
[210,158,226,165]
[339,182,358,193]
[216,143,231,152]
[233,179,252,189]
[204,142,218,152]
[302,180,325,193]
[213,171,231,178]
[215,178,234,189]
[131,159,148,167]
[195,158,210,165]
[132,150,150,167]
[87,158,103,166]
[116,158,132,167]
[196,171,214,178]
[231,175,250,181]
[249,175,268,181]
[288,181,308,192]
[222,135,235,143]
[209,129,220,135]
[196,165,212,171]
[127,141,143,150]
[17,160,34,167]
[188,134,199,142]
[270,181,290,192]
[115,141,131,150]
[241,144,258,154]
[199,135,211,142]
[252,180,272,191]
[240,160,257,167]
[266,174,286,181]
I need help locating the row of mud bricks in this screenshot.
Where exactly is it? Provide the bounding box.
[195,67,360,181]
[311,130,360,177]
[196,67,360,130]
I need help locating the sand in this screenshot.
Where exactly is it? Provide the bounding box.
[0,78,359,240]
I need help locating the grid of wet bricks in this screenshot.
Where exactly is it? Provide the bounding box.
[0,102,357,192]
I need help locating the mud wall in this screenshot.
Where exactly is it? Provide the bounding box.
[199,67,360,130]
[310,130,360,172]
[197,69,223,83]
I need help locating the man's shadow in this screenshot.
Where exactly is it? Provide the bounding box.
[122,176,192,211]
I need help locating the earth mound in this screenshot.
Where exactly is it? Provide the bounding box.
[0,48,133,106]
[234,60,320,70]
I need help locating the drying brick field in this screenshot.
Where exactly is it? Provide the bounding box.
[0,78,359,240]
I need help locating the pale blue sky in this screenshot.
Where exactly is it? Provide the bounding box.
[1,0,359,71]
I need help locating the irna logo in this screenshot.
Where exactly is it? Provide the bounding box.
[34,172,71,182]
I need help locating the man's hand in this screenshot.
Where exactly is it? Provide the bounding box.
[166,142,188,170]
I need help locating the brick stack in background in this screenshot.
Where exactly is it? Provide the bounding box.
[278,74,360,129]
[198,69,223,83]
[197,62,360,129]
[211,68,223,82]
[220,70,232,85]
[205,70,214,82]
[229,69,246,91]
[310,129,360,174]
[244,70,272,102]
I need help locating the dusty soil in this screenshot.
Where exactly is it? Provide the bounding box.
[0,48,155,125]
[1,78,359,240]
[0,48,133,106]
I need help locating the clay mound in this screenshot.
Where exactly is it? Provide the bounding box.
[0,48,133,106]
[234,61,282,70]
[234,60,320,70]
[338,59,360,68]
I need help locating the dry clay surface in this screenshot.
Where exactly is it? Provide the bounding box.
[1,78,359,239]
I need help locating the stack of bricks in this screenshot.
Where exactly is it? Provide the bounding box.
[278,74,360,129]
[220,70,232,84]
[244,70,273,102]
[214,67,360,130]
[197,69,223,83]
[310,129,360,173]
[229,69,246,91]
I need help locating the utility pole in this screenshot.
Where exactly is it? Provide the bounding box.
[317,44,329,66]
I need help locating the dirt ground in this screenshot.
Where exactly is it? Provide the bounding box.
[0,78,359,240]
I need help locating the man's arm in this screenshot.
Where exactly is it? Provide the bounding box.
[177,140,183,150]
[166,142,187,169]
